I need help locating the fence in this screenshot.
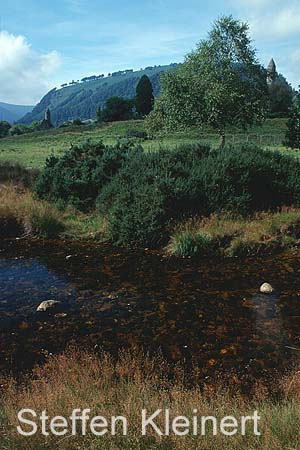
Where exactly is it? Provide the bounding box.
[196,133,285,147]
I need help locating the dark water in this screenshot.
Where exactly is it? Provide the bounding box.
[1,238,300,383]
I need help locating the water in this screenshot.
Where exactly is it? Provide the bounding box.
[1,238,300,383]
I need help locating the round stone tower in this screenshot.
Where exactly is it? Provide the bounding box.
[267,58,276,85]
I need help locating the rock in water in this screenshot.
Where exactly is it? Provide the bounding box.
[36,300,60,312]
[260,283,274,294]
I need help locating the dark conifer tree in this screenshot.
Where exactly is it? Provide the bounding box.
[136,75,154,117]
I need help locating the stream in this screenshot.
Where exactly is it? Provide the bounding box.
[1,238,300,384]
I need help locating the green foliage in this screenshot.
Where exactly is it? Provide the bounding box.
[101,97,134,122]
[124,128,148,139]
[268,74,293,117]
[0,121,11,138]
[285,88,300,149]
[35,140,300,246]
[9,124,32,136]
[147,16,269,144]
[34,140,135,211]
[199,145,300,214]
[135,75,154,117]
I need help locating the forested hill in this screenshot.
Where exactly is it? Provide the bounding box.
[19,64,178,126]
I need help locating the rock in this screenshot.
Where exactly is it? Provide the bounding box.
[36,300,61,312]
[260,283,274,294]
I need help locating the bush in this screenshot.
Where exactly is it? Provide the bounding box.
[9,124,32,136]
[124,128,148,139]
[35,140,137,211]
[35,141,300,247]
[200,145,300,214]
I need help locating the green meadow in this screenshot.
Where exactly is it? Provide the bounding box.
[0,118,291,169]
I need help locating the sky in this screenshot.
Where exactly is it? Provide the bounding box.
[0,0,299,105]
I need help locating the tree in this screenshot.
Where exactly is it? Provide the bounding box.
[0,121,11,138]
[101,97,134,122]
[269,74,293,117]
[135,75,154,116]
[285,87,300,149]
[9,124,32,136]
[147,16,269,145]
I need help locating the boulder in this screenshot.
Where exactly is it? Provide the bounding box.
[260,283,274,294]
[36,300,61,312]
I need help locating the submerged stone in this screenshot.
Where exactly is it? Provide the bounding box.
[36,300,61,312]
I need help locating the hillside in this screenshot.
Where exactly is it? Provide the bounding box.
[19,64,178,126]
[0,102,33,123]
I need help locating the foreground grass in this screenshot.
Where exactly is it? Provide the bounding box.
[168,210,300,257]
[0,118,290,169]
[1,348,300,449]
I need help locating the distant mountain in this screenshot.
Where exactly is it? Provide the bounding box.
[19,64,179,126]
[0,102,33,123]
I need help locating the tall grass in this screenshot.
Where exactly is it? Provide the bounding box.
[0,185,65,238]
[1,348,300,449]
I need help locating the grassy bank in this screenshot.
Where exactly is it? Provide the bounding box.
[0,184,106,240]
[3,182,300,257]
[1,348,300,450]
[0,118,290,169]
[168,209,300,257]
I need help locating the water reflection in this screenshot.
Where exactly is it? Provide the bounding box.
[1,238,300,381]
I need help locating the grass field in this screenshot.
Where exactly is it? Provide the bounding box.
[0,118,292,169]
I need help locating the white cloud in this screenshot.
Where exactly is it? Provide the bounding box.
[0,31,61,105]
[273,7,300,36]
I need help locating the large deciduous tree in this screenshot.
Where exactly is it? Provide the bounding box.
[101,97,134,122]
[136,75,154,117]
[269,74,294,117]
[147,16,269,145]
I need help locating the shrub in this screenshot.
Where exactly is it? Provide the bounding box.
[9,124,32,136]
[35,141,138,211]
[124,128,148,139]
[200,145,300,214]
[36,141,300,247]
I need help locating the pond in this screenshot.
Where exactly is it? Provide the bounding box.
[1,238,300,385]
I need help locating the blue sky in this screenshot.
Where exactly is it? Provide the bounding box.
[0,0,299,104]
